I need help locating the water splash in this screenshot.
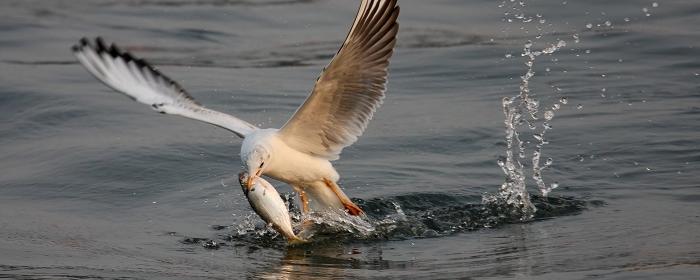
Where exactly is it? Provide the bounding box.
[216,193,592,248]
[484,39,568,221]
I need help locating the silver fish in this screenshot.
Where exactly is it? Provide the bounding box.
[239,172,307,245]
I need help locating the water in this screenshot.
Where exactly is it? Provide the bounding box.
[1,0,699,278]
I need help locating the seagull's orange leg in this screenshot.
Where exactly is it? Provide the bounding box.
[323,178,364,216]
[294,188,315,233]
[298,190,310,214]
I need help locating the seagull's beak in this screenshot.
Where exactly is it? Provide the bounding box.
[238,171,252,192]
[245,168,262,190]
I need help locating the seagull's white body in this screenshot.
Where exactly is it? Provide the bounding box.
[72,0,400,218]
[242,129,339,184]
[241,129,345,211]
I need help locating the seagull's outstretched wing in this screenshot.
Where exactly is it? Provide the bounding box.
[278,0,399,160]
[72,37,257,138]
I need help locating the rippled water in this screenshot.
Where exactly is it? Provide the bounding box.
[1,0,699,279]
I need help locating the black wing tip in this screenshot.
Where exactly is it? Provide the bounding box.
[72,37,90,53]
[74,36,200,104]
[76,37,141,66]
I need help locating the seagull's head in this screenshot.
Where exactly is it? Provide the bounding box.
[242,145,271,188]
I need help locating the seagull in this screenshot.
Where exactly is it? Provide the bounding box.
[72,0,399,217]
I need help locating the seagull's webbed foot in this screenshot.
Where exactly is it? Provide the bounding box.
[323,178,365,216]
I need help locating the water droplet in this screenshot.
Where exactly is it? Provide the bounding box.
[604,20,612,27]
[551,104,561,110]
[505,53,513,58]
[642,7,649,13]
[545,158,553,165]
[573,33,580,43]
[545,67,551,72]
[585,49,591,54]
[585,23,593,29]
[576,104,583,109]
[624,17,630,22]
[551,182,559,189]
[559,97,568,104]
[601,88,607,92]
[652,2,658,8]
[544,110,554,120]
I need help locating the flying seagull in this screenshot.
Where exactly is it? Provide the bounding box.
[72,0,400,217]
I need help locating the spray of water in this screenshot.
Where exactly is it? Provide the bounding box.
[483,39,567,221]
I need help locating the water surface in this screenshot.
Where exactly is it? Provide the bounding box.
[1,0,699,279]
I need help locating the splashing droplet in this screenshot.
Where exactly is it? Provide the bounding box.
[604,20,612,27]
[559,97,568,104]
[585,23,593,29]
[544,110,554,120]
[576,104,583,110]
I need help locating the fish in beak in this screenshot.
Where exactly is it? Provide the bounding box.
[238,172,307,245]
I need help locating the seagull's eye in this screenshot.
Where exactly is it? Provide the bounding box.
[259,162,264,168]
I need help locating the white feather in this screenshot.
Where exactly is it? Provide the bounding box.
[73,38,257,138]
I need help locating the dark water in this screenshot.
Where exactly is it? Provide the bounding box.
[1,0,699,279]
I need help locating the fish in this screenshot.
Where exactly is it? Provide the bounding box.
[238,172,307,245]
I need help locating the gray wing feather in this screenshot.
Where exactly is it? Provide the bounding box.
[279,0,400,160]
